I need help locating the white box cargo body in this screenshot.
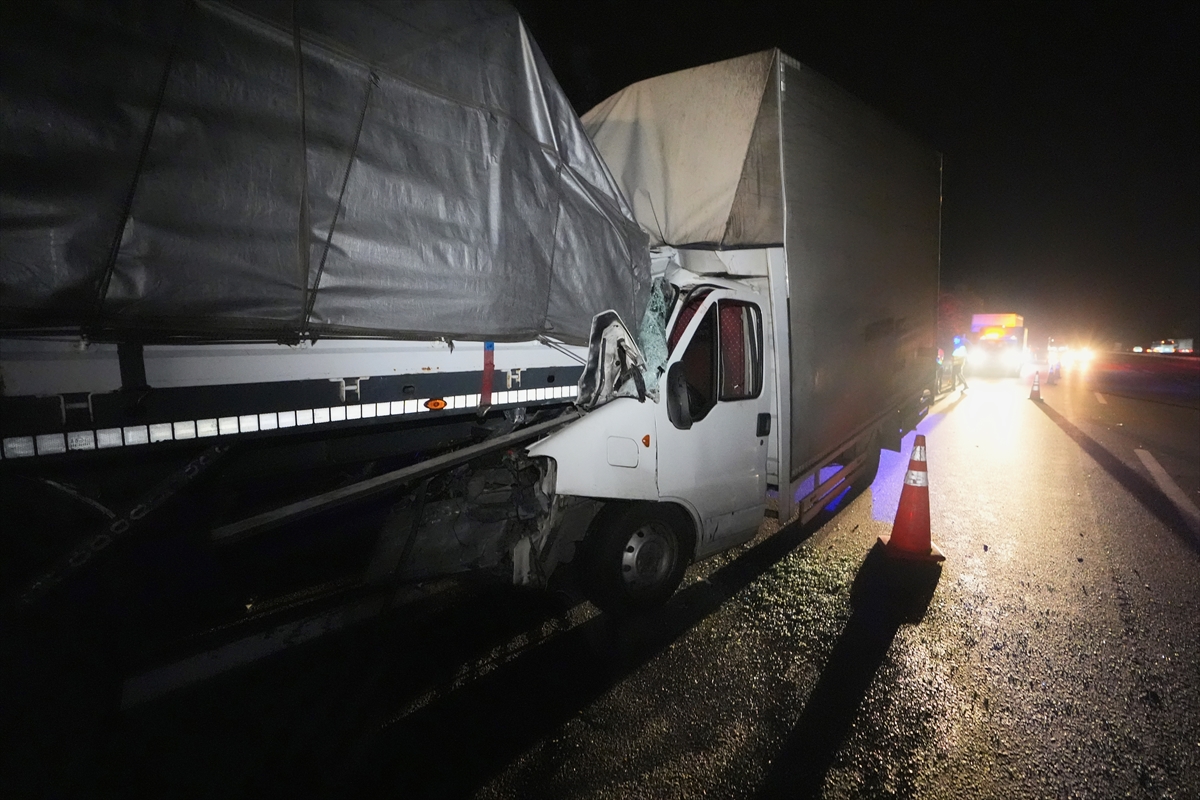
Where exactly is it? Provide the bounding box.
[583,49,940,493]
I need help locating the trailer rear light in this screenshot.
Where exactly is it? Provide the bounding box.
[425,398,447,410]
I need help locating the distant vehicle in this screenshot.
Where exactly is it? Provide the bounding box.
[968,313,1026,377]
[1179,339,1195,354]
[1150,339,1177,353]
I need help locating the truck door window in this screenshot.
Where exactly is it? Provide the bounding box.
[677,305,718,421]
[718,301,762,400]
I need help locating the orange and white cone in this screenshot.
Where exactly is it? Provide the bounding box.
[878,434,945,562]
[1029,371,1042,401]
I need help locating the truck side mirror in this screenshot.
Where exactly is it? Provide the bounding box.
[666,361,692,430]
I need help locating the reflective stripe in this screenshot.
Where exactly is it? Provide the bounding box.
[911,445,927,462]
[37,433,67,455]
[4,382,573,457]
[97,428,124,448]
[904,469,929,487]
[3,436,36,458]
[124,426,149,445]
[68,431,97,451]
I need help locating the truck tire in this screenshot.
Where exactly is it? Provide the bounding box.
[581,502,691,615]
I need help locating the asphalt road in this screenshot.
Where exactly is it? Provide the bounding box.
[6,356,1200,799]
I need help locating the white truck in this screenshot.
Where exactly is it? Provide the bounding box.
[2,4,940,619]
[522,50,942,611]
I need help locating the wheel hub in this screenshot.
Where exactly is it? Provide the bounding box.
[621,522,675,590]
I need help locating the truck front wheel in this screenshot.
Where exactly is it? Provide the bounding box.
[581,502,691,615]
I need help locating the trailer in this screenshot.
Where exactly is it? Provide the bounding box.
[0,0,646,610]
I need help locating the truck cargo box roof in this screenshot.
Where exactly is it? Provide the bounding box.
[584,50,941,478]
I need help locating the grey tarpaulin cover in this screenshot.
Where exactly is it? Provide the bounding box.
[584,51,942,478]
[0,0,648,344]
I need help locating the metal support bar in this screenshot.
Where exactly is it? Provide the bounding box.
[210,411,579,544]
[798,450,867,525]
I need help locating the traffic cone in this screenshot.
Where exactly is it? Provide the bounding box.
[1029,371,1042,401]
[878,434,945,562]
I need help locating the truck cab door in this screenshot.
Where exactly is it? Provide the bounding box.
[656,288,770,557]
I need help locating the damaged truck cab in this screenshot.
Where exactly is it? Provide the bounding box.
[526,261,775,612]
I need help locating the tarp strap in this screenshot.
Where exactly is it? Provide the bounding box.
[293,0,312,337]
[303,71,377,335]
[92,0,192,324]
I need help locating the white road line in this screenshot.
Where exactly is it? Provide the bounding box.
[1095,392,1108,404]
[1134,448,1200,533]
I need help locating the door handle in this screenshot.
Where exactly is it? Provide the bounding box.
[756,413,771,437]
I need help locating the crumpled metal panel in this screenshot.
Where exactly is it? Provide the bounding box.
[0,0,648,345]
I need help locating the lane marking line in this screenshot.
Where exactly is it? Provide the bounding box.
[1134,448,1200,533]
[1095,392,1108,404]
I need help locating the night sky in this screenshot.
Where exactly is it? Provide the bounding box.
[515,0,1198,348]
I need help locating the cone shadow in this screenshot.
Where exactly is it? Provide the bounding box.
[756,544,940,798]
